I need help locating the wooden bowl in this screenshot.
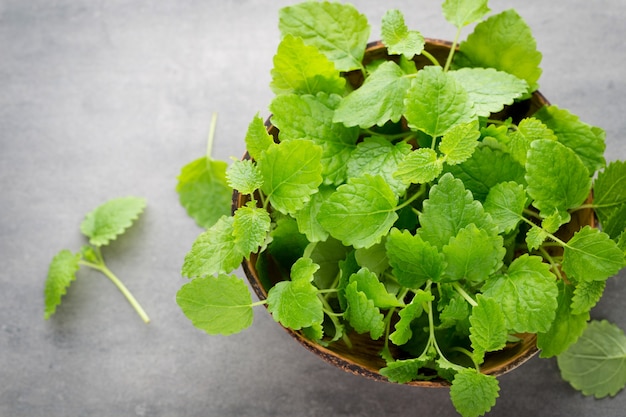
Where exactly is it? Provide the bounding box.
[232,39,595,387]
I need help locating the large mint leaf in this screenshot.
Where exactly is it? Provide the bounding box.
[483,182,528,234]
[318,175,398,249]
[44,249,81,319]
[450,369,500,417]
[380,9,424,58]
[258,139,323,215]
[593,160,626,227]
[176,275,253,335]
[405,65,476,138]
[562,226,624,282]
[535,105,606,175]
[334,61,411,128]
[508,117,557,165]
[442,0,490,28]
[386,228,446,288]
[448,68,528,117]
[80,196,146,247]
[344,281,385,339]
[271,34,345,96]
[456,9,542,92]
[525,139,591,218]
[278,2,370,72]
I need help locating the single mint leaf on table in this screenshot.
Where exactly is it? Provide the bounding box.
[456,9,542,92]
[344,281,385,339]
[558,320,626,398]
[535,105,606,175]
[348,268,401,309]
[593,160,626,227]
[571,280,606,315]
[270,34,345,96]
[482,254,558,333]
[439,120,481,165]
[508,117,557,165]
[537,281,589,358]
[44,250,81,319]
[226,159,263,195]
[469,295,507,364]
[266,274,323,331]
[334,61,411,128]
[232,204,271,257]
[450,368,500,417]
[80,196,146,246]
[278,1,370,72]
[258,139,323,215]
[176,274,253,336]
[346,136,411,196]
[448,68,528,117]
[394,148,443,185]
[442,0,490,28]
[244,114,274,161]
[380,9,424,58]
[562,226,624,282]
[483,181,528,234]
[404,65,476,138]
[390,289,434,346]
[318,175,398,249]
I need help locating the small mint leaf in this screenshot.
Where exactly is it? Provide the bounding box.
[450,369,500,417]
[44,250,81,319]
[348,268,401,309]
[344,281,385,339]
[439,120,481,165]
[571,280,606,315]
[483,182,527,234]
[380,356,431,384]
[389,289,434,346]
[593,160,626,227]
[80,196,146,246]
[442,0,490,28]
[562,226,624,282]
[244,114,274,161]
[226,160,263,195]
[380,9,425,58]
[394,148,443,185]
[508,117,557,165]
[386,228,446,288]
[267,278,324,330]
[232,205,271,258]
[469,295,507,364]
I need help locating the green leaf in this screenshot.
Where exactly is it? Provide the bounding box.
[44,250,81,319]
[439,120,481,165]
[482,254,558,333]
[450,369,500,417]
[347,136,412,195]
[268,215,310,272]
[355,241,389,275]
[380,356,432,384]
[176,274,253,335]
[593,160,626,227]
[259,139,323,215]
[182,216,242,278]
[318,175,398,249]
[232,204,271,258]
[571,280,606,315]
[442,0,490,28]
[334,61,411,128]
[442,224,505,284]
[307,237,351,290]
[293,185,334,242]
[469,295,507,364]
[418,173,497,249]
[290,257,320,282]
[386,228,446,288]
[405,65,476,138]
[558,320,626,398]
[603,204,626,241]
[562,226,624,282]
[390,290,434,346]
[278,1,370,72]
[483,182,527,234]
[394,148,443,185]
[537,281,589,358]
[380,9,425,58]
[448,68,528,117]
[344,281,385,339]
[456,9,542,92]
[270,34,345,96]
[526,226,548,251]
[80,196,146,246]
[266,278,323,331]
[348,268,401,309]
[535,105,606,175]
[244,114,274,161]
[226,160,263,195]
[525,139,591,218]
[508,117,557,165]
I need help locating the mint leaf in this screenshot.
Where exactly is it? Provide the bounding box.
[394,148,443,185]
[182,216,242,278]
[232,204,271,258]
[537,281,589,358]
[270,34,345,96]
[571,280,606,315]
[456,9,542,92]
[318,175,398,249]
[603,204,626,241]
[405,65,475,137]
[355,242,389,275]
[380,356,431,384]
[259,139,323,215]
[525,139,591,218]
[562,226,624,282]
[535,105,606,175]
[176,274,253,335]
[470,295,507,364]
[483,182,528,234]
[348,268,401,309]
[80,196,146,246]
[558,320,626,398]
[439,120,481,165]
[526,226,548,251]
[390,289,434,345]
[334,61,411,128]
[290,257,320,282]
[268,216,309,271]
[508,117,557,165]
[267,272,324,330]
[386,228,446,288]
[442,224,505,284]
[450,369,500,417]
[278,2,370,72]
[482,254,558,333]
[44,250,81,319]
[226,159,263,195]
[344,281,385,339]
[593,160,626,227]
[448,68,528,117]
[293,185,334,242]
[347,136,411,195]
[380,9,424,58]
[442,0,490,28]
[244,114,274,161]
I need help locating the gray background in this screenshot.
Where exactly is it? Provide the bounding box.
[1,0,625,416]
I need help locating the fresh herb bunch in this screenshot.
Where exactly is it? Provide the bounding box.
[176,0,626,415]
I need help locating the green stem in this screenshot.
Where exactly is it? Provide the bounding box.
[395,186,425,211]
[452,282,478,307]
[443,27,462,72]
[522,208,543,221]
[451,346,479,370]
[251,300,268,308]
[421,50,441,67]
[539,246,564,280]
[206,112,218,160]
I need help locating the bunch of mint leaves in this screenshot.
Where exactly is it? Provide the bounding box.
[175,1,626,416]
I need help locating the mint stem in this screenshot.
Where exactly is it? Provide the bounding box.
[443,27,462,72]
[206,112,218,160]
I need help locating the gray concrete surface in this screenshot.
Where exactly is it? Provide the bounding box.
[1,1,625,416]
